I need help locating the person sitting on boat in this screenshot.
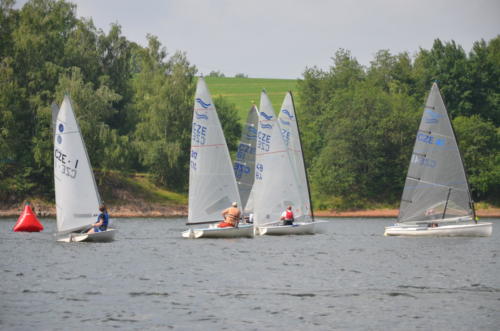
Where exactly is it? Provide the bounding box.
[87,205,109,233]
[218,202,241,228]
[280,205,294,226]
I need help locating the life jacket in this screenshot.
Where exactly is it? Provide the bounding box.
[285,209,294,220]
[98,212,109,230]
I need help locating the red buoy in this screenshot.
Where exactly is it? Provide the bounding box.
[13,204,44,232]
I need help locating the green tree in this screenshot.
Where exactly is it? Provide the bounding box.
[468,36,500,125]
[213,96,241,153]
[132,36,196,189]
[413,39,472,118]
[54,67,122,167]
[453,115,500,201]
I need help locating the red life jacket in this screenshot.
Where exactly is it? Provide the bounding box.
[285,209,294,220]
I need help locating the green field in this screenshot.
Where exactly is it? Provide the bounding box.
[205,77,299,122]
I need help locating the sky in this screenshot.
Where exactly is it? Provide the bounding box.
[16,0,500,79]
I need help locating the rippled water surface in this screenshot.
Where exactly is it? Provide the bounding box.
[1,218,499,330]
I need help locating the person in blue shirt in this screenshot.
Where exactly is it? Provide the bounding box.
[87,205,109,233]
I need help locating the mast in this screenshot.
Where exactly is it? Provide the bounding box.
[289,91,315,222]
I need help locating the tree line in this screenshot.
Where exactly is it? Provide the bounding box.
[298,40,499,209]
[0,0,498,209]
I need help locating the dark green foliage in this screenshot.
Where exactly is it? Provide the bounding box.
[131,36,196,190]
[453,115,500,200]
[300,38,500,208]
[213,96,241,153]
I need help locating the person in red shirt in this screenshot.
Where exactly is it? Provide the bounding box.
[280,205,294,226]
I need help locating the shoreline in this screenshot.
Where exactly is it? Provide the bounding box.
[1,206,499,219]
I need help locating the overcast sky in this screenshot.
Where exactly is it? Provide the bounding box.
[16,0,500,78]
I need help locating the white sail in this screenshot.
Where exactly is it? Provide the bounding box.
[187,78,242,224]
[278,92,312,222]
[54,95,100,233]
[253,91,304,226]
[398,83,473,224]
[234,105,258,212]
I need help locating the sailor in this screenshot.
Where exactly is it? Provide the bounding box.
[218,202,241,228]
[280,205,294,225]
[87,204,109,233]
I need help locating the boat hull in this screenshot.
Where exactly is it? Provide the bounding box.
[182,224,254,239]
[257,222,315,236]
[384,222,492,237]
[57,229,116,243]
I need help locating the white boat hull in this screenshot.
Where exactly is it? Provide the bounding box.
[57,229,116,243]
[182,224,254,239]
[384,222,492,237]
[257,222,315,236]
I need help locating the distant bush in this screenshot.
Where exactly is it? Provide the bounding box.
[208,70,225,78]
[234,73,248,78]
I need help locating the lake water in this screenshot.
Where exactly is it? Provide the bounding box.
[1,217,499,330]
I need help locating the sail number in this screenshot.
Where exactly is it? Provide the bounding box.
[281,128,290,146]
[192,123,207,145]
[255,163,263,180]
[236,143,256,161]
[55,148,78,178]
[257,132,271,152]
[190,150,198,170]
[417,133,446,147]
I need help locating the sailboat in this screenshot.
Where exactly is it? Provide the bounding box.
[253,91,315,235]
[234,105,258,214]
[54,95,115,242]
[182,78,253,239]
[385,83,492,237]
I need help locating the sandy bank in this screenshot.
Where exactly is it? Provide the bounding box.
[1,204,499,218]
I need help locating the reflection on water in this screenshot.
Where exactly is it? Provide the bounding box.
[1,218,498,330]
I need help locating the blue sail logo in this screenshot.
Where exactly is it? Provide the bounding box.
[279,118,290,126]
[260,112,273,120]
[196,98,211,109]
[58,123,64,133]
[260,123,272,129]
[195,112,208,120]
[424,109,443,124]
[246,126,257,139]
[281,109,294,119]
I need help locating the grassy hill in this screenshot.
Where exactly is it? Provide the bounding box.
[205,77,299,122]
